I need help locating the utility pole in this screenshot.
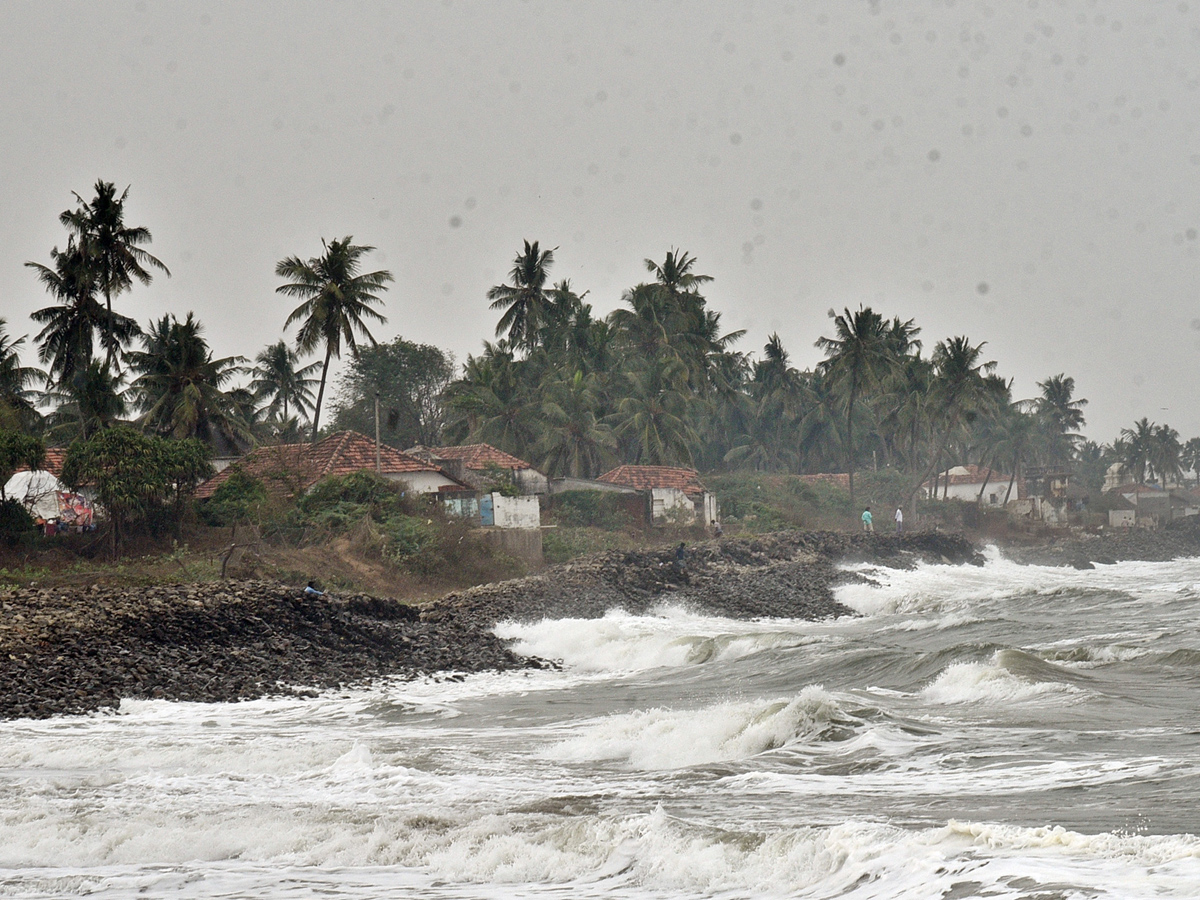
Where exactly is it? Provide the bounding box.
[374,390,381,474]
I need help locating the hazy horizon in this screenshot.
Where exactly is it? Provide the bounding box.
[3,0,1198,444]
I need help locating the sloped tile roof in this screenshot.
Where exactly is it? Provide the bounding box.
[596,465,707,497]
[15,447,67,478]
[431,443,535,471]
[195,431,455,500]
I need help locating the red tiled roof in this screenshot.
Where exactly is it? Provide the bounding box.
[15,448,67,478]
[431,443,534,471]
[596,465,706,497]
[196,431,455,500]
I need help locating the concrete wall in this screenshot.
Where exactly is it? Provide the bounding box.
[650,488,696,525]
[550,477,638,494]
[478,527,543,565]
[1109,509,1135,528]
[513,468,549,495]
[387,471,461,494]
[702,492,719,525]
[490,493,541,529]
[934,481,1007,506]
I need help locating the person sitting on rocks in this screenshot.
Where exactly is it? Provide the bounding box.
[304,581,325,598]
[712,520,723,538]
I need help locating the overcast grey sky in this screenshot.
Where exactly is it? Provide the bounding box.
[2,0,1197,441]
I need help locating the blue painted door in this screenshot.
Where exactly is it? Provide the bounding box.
[480,492,494,526]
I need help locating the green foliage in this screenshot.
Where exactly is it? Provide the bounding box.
[547,490,634,529]
[707,473,813,532]
[202,469,269,527]
[129,312,248,451]
[480,462,520,497]
[0,498,36,544]
[542,525,639,564]
[379,514,439,566]
[161,438,215,493]
[61,427,185,553]
[300,470,402,514]
[330,337,454,448]
[0,430,45,486]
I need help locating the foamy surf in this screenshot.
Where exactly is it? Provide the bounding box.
[495,605,829,673]
[5,555,1200,898]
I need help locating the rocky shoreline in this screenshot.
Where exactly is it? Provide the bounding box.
[4,524,1193,721]
[999,518,1200,568]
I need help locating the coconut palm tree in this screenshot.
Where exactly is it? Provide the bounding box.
[535,370,615,477]
[59,181,169,368]
[488,240,555,350]
[1036,374,1087,464]
[610,356,696,465]
[992,402,1039,505]
[27,240,141,386]
[1149,424,1182,489]
[909,336,997,504]
[248,340,320,422]
[0,320,43,432]
[129,313,249,451]
[1120,418,1156,484]
[815,306,894,506]
[1181,437,1200,484]
[276,237,392,440]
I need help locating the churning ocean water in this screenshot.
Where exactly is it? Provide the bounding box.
[2,549,1200,899]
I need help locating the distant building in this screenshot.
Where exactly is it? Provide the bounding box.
[921,465,1017,507]
[195,430,471,501]
[596,465,718,526]
[406,443,549,496]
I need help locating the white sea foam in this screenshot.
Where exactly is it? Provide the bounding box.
[837,550,1200,623]
[495,606,827,673]
[921,658,1082,705]
[543,685,853,770]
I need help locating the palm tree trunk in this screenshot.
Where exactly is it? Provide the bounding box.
[976,463,992,505]
[104,284,116,370]
[311,344,334,442]
[1003,453,1020,505]
[846,381,857,508]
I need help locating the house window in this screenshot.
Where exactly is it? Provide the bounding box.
[989,493,998,505]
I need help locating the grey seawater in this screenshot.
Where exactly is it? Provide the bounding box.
[1,550,1199,899]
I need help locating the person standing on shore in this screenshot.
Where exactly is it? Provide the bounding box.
[861,507,874,533]
[894,507,903,534]
[673,542,688,578]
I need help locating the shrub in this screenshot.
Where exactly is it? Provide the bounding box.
[202,470,269,528]
[0,498,35,545]
[547,490,635,529]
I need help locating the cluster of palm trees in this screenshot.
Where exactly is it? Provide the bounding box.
[1115,419,1200,490]
[3,182,1197,501]
[5,182,389,451]
[443,242,1158,504]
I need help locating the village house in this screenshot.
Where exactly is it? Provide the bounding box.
[195,430,472,501]
[921,465,1019,507]
[595,465,718,526]
[6,448,95,532]
[406,443,549,496]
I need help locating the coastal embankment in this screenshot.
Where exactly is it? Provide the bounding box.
[0,530,979,720]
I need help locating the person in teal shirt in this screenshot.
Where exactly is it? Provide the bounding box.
[861,507,874,532]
